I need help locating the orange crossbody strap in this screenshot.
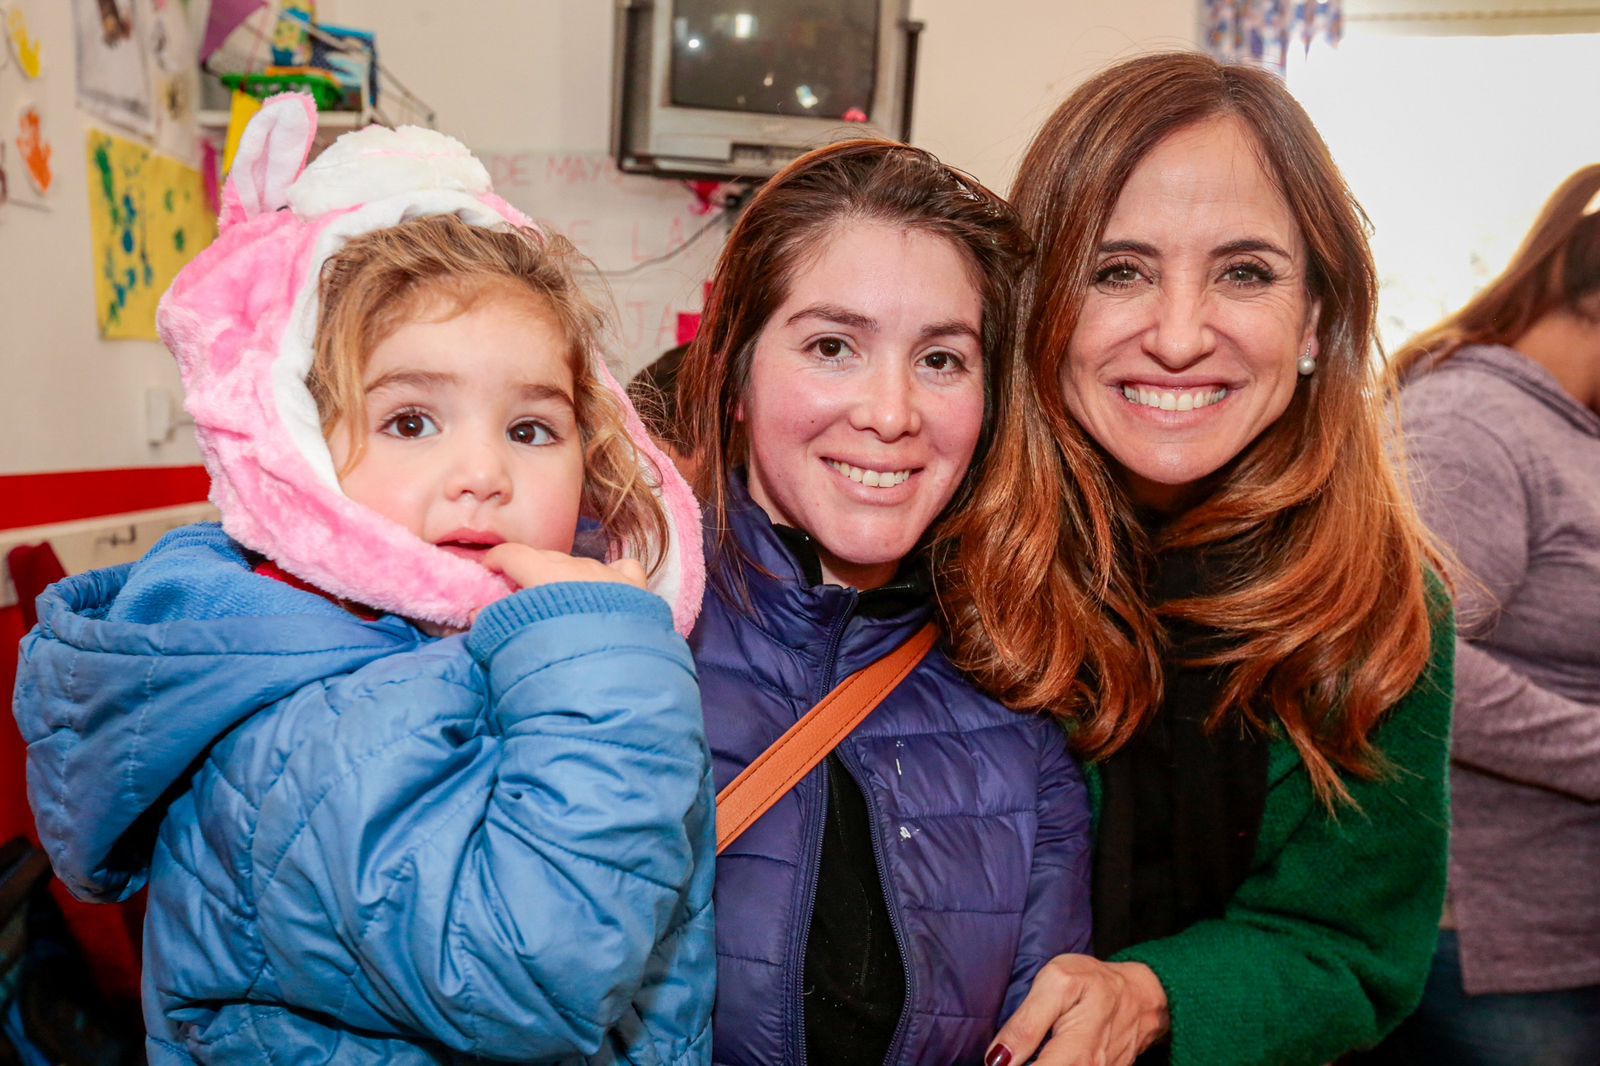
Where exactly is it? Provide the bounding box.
[715,622,939,855]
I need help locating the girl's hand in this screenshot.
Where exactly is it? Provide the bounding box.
[483,544,648,592]
[985,955,1170,1066]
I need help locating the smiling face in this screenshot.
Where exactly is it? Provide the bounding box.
[739,222,986,589]
[1060,115,1321,512]
[327,287,585,563]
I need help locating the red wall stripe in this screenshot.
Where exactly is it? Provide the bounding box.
[0,466,211,531]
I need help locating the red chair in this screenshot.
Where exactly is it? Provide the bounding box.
[4,544,144,1017]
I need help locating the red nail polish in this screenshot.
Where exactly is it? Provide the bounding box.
[985,1045,1012,1066]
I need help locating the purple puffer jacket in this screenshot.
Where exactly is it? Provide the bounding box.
[695,480,1092,1065]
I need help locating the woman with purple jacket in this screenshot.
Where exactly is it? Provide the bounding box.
[669,140,1095,1065]
[1374,165,1600,1062]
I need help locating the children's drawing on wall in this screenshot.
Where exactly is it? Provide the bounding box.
[269,0,314,66]
[0,2,52,213]
[146,0,200,164]
[6,3,44,79]
[9,103,51,206]
[85,127,215,339]
[73,0,153,136]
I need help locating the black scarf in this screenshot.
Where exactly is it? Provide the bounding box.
[1090,544,1270,969]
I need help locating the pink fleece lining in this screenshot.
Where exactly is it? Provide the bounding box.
[157,94,704,633]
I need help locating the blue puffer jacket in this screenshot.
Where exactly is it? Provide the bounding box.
[13,523,715,1065]
[694,483,1092,1065]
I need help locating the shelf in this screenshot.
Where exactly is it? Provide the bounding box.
[196,108,370,131]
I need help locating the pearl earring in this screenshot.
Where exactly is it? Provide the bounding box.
[1297,343,1316,377]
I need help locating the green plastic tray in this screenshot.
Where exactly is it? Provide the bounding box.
[218,70,344,111]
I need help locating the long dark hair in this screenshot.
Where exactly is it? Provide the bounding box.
[1391,164,1600,377]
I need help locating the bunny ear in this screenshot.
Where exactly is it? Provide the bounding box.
[220,93,318,227]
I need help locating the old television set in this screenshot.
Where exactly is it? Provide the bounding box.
[612,0,921,180]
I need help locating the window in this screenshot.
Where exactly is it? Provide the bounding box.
[1285,19,1600,351]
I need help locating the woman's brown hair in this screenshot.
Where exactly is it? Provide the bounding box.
[1390,163,1600,377]
[675,139,1035,581]
[310,213,670,574]
[949,50,1446,805]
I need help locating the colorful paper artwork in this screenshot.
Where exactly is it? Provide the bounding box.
[15,103,49,194]
[72,0,153,136]
[85,127,217,339]
[270,0,315,66]
[201,0,268,61]
[6,4,43,79]
[147,0,200,165]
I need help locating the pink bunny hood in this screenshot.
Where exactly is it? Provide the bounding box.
[156,94,703,633]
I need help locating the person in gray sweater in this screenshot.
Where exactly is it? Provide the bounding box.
[1371,164,1600,1064]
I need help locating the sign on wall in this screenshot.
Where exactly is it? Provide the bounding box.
[475,149,731,379]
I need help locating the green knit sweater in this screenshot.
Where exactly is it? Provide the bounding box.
[1087,597,1455,1066]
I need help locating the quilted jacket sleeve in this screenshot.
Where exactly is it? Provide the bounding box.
[247,582,711,1061]
[1003,717,1094,1017]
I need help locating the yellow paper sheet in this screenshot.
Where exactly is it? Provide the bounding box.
[222,90,262,174]
[86,128,217,340]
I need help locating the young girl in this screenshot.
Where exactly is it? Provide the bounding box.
[13,95,713,1065]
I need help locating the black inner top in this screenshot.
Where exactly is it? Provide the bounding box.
[803,750,905,1065]
[1091,539,1271,1065]
[773,524,915,1065]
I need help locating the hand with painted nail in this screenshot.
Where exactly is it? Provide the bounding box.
[986,955,1169,1066]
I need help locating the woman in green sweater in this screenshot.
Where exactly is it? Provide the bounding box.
[939,52,1455,1065]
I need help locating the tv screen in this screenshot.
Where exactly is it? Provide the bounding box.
[612,0,916,180]
[669,0,881,122]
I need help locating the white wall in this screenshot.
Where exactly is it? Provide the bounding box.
[0,0,1197,478]
[0,0,199,478]
[909,0,1198,193]
[319,0,1199,193]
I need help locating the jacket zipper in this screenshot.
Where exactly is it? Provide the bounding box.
[792,596,855,1066]
[837,742,916,1064]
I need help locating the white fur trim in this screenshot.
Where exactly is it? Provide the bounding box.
[287,125,492,220]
